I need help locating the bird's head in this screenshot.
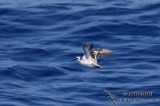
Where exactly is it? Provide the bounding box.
[75,56,81,61]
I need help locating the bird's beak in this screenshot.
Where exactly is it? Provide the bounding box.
[73,58,76,61]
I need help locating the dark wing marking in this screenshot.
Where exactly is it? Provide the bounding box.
[104,90,116,106]
[83,43,93,58]
[91,49,114,59]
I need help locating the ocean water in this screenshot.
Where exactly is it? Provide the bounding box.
[0,0,160,106]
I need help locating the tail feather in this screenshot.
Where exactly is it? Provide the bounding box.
[93,63,102,68]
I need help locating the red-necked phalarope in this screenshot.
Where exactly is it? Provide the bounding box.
[76,43,114,68]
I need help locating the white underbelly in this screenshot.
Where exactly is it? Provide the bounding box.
[79,59,94,67]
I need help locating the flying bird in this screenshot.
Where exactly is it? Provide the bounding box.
[75,43,114,68]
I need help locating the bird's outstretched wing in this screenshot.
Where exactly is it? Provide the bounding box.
[83,43,93,58]
[91,49,114,60]
[104,90,116,106]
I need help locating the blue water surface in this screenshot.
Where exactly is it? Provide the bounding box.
[0,0,160,106]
